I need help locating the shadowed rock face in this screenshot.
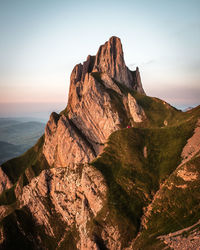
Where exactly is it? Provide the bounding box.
[93,37,145,94]
[43,36,146,168]
[0,168,12,194]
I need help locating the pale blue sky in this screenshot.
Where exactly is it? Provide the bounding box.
[0,0,200,117]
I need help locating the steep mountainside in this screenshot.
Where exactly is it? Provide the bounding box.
[0,36,199,250]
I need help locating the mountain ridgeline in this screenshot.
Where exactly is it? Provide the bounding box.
[0,36,200,250]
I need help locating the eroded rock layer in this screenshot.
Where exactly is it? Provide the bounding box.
[43,36,146,168]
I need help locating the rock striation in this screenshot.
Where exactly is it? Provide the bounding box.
[127,93,146,122]
[93,36,141,91]
[43,36,146,168]
[15,164,122,249]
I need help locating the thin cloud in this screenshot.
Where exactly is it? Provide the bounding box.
[128,60,156,69]
[142,60,156,65]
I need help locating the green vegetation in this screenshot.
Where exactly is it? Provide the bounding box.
[134,155,200,249]
[91,102,199,247]
[76,72,200,248]
[113,78,192,128]
[92,72,195,129]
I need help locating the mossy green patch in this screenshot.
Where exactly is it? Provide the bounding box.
[91,108,198,247]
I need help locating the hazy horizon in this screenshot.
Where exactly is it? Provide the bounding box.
[0,102,66,122]
[0,0,200,116]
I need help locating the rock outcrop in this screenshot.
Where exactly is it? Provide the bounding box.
[127,93,146,122]
[94,37,132,89]
[181,118,200,163]
[43,113,96,167]
[43,36,146,168]
[158,220,200,250]
[14,163,122,249]
[68,36,145,95]
[0,168,12,194]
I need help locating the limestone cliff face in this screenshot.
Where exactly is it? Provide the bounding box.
[43,113,96,167]
[16,164,122,249]
[127,93,146,122]
[43,36,146,168]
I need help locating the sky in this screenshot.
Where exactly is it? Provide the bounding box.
[0,0,200,119]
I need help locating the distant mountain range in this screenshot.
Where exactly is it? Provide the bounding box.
[0,118,45,164]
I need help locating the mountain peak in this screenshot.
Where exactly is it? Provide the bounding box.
[98,36,124,62]
[93,36,126,82]
[69,37,145,94]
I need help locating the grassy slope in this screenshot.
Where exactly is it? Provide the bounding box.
[91,114,198,247]
[134,154,200,249]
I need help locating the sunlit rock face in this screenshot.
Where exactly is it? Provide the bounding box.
[43,36,146,168]
[17,164,122,249]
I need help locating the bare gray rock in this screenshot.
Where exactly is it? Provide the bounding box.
[127,93,146,122]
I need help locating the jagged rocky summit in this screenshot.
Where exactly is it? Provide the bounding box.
[43,36,146,168]
[0,36,200,250]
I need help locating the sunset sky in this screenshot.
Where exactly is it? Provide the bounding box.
[0,0,199,118]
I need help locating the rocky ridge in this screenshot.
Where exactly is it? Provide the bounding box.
[43,36,146,168]
[0,37,200,250]
[19,164,111,249]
